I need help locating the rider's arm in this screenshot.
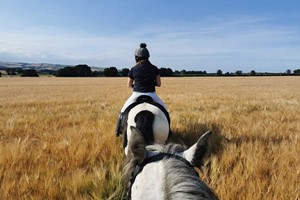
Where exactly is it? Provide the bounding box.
[155,75,161,87]
[127,78,134,88]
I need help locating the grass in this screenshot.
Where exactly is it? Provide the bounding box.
[0,77,299,199]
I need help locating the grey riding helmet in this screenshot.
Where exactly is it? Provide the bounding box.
[135,43,150,59]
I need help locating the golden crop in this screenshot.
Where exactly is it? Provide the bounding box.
[0,77,299,199]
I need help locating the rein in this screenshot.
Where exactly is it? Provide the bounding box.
[126,153,198,200]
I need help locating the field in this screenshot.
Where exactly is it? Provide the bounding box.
[0,77,299,199]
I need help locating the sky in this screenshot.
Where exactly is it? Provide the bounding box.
[0,0,300,73]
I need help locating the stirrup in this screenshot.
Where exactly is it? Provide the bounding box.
[115,113,123,137]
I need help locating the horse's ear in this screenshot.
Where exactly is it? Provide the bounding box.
[128,126,147,164]
[182,131,212,168]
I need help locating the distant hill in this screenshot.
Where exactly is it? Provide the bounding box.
[0,61,103,72]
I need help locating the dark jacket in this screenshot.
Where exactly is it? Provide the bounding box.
[128,61,159,92]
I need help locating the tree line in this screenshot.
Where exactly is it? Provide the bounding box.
[55,65,300,77]
[2,68,39,77]
[1,64,300,77]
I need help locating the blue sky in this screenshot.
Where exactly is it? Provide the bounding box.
[0,0,300,72]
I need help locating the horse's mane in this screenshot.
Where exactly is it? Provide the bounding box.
[146,143,186,154]
[123,143,218,200]
[163,157,218,199]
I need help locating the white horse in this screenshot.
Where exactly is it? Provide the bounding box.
[118,95,171,155]
[123,126,218,200]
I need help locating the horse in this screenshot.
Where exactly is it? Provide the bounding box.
[123,126,218,200]
[118,95,171,155]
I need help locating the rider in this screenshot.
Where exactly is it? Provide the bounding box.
[115,43,167,136]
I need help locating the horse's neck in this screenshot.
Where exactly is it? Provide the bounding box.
[131,158,217,200]
[131,162,166,200]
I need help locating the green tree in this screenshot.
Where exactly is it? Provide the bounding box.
[75,64,92,77]
[104,67,118,77]
[56,67,76,77]
[92,71,103,77]
[250,70,256,76]
[236,70,242,76]
[120,68,130,77]
[159,68,173,77]
[55,65,91,77]
[294,69,300,74]
[21,69,39,77]
[217,69,223,76]
[6,68,17,75]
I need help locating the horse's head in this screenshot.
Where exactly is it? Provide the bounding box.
[124,127,218,200]
[127,126,212,168]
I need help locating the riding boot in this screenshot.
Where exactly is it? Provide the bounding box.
[115,113,123,137]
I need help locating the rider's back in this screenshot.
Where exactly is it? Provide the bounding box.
[129,60,159,93]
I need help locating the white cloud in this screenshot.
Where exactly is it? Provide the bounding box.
[140,16,300,71]
[0,15,300,72]
[0,29,133,66]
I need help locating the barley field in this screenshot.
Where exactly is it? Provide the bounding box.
[0,77,299,199]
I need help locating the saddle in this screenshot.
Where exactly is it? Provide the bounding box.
[118,95,171,148]
[125,95,170,124]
